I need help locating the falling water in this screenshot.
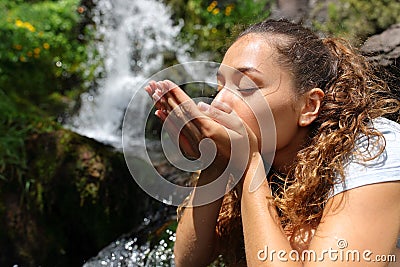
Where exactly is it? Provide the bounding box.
[69,0,184,148]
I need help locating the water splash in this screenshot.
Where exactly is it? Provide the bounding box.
[83,231,176,267]
[83,208,178,267]
[68,0,184,148]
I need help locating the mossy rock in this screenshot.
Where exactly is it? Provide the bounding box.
[0,128,159,267]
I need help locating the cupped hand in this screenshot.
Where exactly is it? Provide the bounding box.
[145,80,259,175]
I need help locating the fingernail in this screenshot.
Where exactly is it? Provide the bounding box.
[198,101,209,112]
[159,82,167,93]
[152,93,160,101]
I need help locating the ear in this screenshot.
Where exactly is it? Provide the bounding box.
[298,88,324,127]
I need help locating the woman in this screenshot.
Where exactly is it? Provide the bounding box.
[145,19,400,266]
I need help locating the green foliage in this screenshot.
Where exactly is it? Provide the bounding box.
[0,0,93,110]
[167,0,271,61]
[0,90,58,186]
[313,0,400,44]
[0,0,94,198]
[0,90,27,181]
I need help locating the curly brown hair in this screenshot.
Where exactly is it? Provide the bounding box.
[178,19,400,265]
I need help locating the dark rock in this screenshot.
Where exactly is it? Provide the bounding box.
[361,24,400,99]
[361,24,400,67]
[272,0,311,22]
[0,129,163,267]
[270,0,338,23]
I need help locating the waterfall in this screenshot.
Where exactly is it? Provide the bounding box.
[68,0,184,148]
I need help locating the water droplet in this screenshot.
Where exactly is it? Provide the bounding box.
[143,217,150,225]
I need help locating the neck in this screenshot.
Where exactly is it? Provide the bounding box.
[270,127,310,174]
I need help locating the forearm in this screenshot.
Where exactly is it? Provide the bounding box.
[174,167,229,267]
[241,153,302,267]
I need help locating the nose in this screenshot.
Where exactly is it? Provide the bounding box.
[212,86,236,109]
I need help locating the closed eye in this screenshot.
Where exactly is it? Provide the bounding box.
[237,87,259,92]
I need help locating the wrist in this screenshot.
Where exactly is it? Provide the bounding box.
[242,152,269,192]
[196,161,228,186]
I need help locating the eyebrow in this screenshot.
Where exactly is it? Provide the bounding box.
[217,66,261,78]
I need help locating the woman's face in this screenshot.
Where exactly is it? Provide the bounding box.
[215,33,307,163]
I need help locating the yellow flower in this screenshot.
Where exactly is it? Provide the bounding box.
[15,20,36,32]
[14,44,22,50]
[15,19,24,27]
[225,5,233,16]
[34,48,41,54]
[27,25,35,32]
[24,22,35,32]
[212,8,220,15]
[43,43,50,50]
[19,56,26,62]
[211,28,218,34]
[207,1,218,12]
[27,51,33,57]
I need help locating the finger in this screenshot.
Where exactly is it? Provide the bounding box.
[156,81,180,113]
[159,80,207,123]
[198,101,244,132]
[155,109,167,121]
[155,82,205,143]
[160,82,209,126]
[144,80,165,111]
[161,80,193,105]
[153,81,174,112]
[149,80,158,95]
[151,90,165,111]
[145,82,158,100]
[152,82,201,147]
[151,88,168,110]
[158,80,224,140]
[144,85,152,96]
[158,110,200,159]
[167,102,204,148]
[152,89,162,101]
[210,99,233,114]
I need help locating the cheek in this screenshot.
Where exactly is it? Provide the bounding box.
[233,99,273,145]
[231,100,260,132]
[231,95,300,151]
[240,111,261,137]
[270,101,300,150]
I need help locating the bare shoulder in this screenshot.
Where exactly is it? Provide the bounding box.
[307,181,400,266]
